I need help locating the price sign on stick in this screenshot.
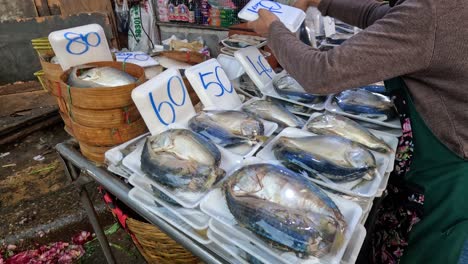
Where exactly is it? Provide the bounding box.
[185,59,242,110]
[132,68,196,135]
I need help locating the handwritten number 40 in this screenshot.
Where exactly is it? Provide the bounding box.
[198,66,233,97]
[149,76,186,126]
[246,55,273,80]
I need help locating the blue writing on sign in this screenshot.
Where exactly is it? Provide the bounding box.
[117,52,150,62]
[246,55,273,80]
[198,66,233,97]
[149,75,186,126]
[64,32,101,55]
[246,0,282,14]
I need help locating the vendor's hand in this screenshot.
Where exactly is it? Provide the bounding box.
[247,9,280,37]
[293,0,321,11]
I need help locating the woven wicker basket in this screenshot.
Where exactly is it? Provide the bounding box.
[126,218,201,264]
[70,104,141,128]
[38,50,63,82]
[58,61,145,110]
[79,142,113,163]
[71,117,148,146]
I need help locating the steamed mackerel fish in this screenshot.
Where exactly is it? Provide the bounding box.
[225,163,346,257]
[334,89,396,121]
[140,129,225,193]
[307,113,393,153]
[189,110,265,148]
[273,136,376,182]
[242,99,305,128]
[68,65,136,88]
[273,74,326,104]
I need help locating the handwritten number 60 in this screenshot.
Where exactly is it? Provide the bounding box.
[199,66,233,97]
[149,76,186,126]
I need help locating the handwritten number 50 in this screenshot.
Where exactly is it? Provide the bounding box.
[199,66,233,97]
[149,76,186,126]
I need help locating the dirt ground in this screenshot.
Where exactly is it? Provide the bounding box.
[0,122,145,263]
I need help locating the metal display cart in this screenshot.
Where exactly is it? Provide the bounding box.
[56,140,229,264]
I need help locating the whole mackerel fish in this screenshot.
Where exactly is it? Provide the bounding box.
[225,163,346,257]
[306,113,393,153]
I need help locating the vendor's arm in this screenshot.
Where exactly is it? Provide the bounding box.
[317,0,391,29]
[267,0,435,95]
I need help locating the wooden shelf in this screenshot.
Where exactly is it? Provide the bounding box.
[156,21,231,31]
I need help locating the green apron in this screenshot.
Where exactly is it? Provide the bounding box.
[384,78,468,263]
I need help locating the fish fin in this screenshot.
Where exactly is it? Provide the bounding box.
[255,135,269,143]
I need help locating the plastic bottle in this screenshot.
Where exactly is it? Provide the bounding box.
[188,0,195,23]
[194,0,203,24]
[209,7,220,27]
[201,0,211,25]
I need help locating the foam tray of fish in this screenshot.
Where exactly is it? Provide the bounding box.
[129,173,210,230]
[325,89,401,129]
[304,112,398,174]
[105,133,149,178]
[128,187,211,244]
[123,129,243,209]
[256,128,390,198]
[240,97,308,129]
[188,109,278,157]
[257,73,328,112]
[199,161,363,264]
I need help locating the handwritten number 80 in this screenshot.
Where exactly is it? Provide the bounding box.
[64,32,101,55]
[149,75,186,126]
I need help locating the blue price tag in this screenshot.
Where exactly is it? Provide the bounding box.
[148,75,187,126]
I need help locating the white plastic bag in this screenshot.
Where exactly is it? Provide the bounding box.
[128,1,158,53]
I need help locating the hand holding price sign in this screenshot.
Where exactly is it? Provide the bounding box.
[185,59,242,110]
[132,68,196,135]
[238,0,306,32]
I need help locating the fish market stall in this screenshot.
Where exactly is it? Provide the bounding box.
[43,11,400,263]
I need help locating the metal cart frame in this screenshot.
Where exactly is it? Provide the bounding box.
[56,141,228,264]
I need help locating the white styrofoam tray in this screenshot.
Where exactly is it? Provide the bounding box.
[123,137,243,208]
[325,94,401,129]
[303,112,398,173]
[256,127,388,198]
[238,0,306,32]
[341,224,366,264]
[129,174,210,230]
[104,133,149,177]
[128,187,211,244]
[217,54,245,81]
[207,229,250,264]
[201,186,362,264]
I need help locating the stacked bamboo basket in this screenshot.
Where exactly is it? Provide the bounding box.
[32,38,148,163]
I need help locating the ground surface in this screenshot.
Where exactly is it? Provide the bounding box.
[0,122,145,263]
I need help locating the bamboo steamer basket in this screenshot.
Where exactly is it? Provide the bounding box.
[71,117,147,146]
[58,61,145,110]
[79,142,113,164]
[59,111,75,137]
[70,104,141,128]
[126,218,201,264]
[38,50,63,82]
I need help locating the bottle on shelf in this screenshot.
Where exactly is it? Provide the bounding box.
[200,0,211,25]
[168,0,176,22]
[188,0,195,24]
[194,0,203,24]
[209,6,220,27]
